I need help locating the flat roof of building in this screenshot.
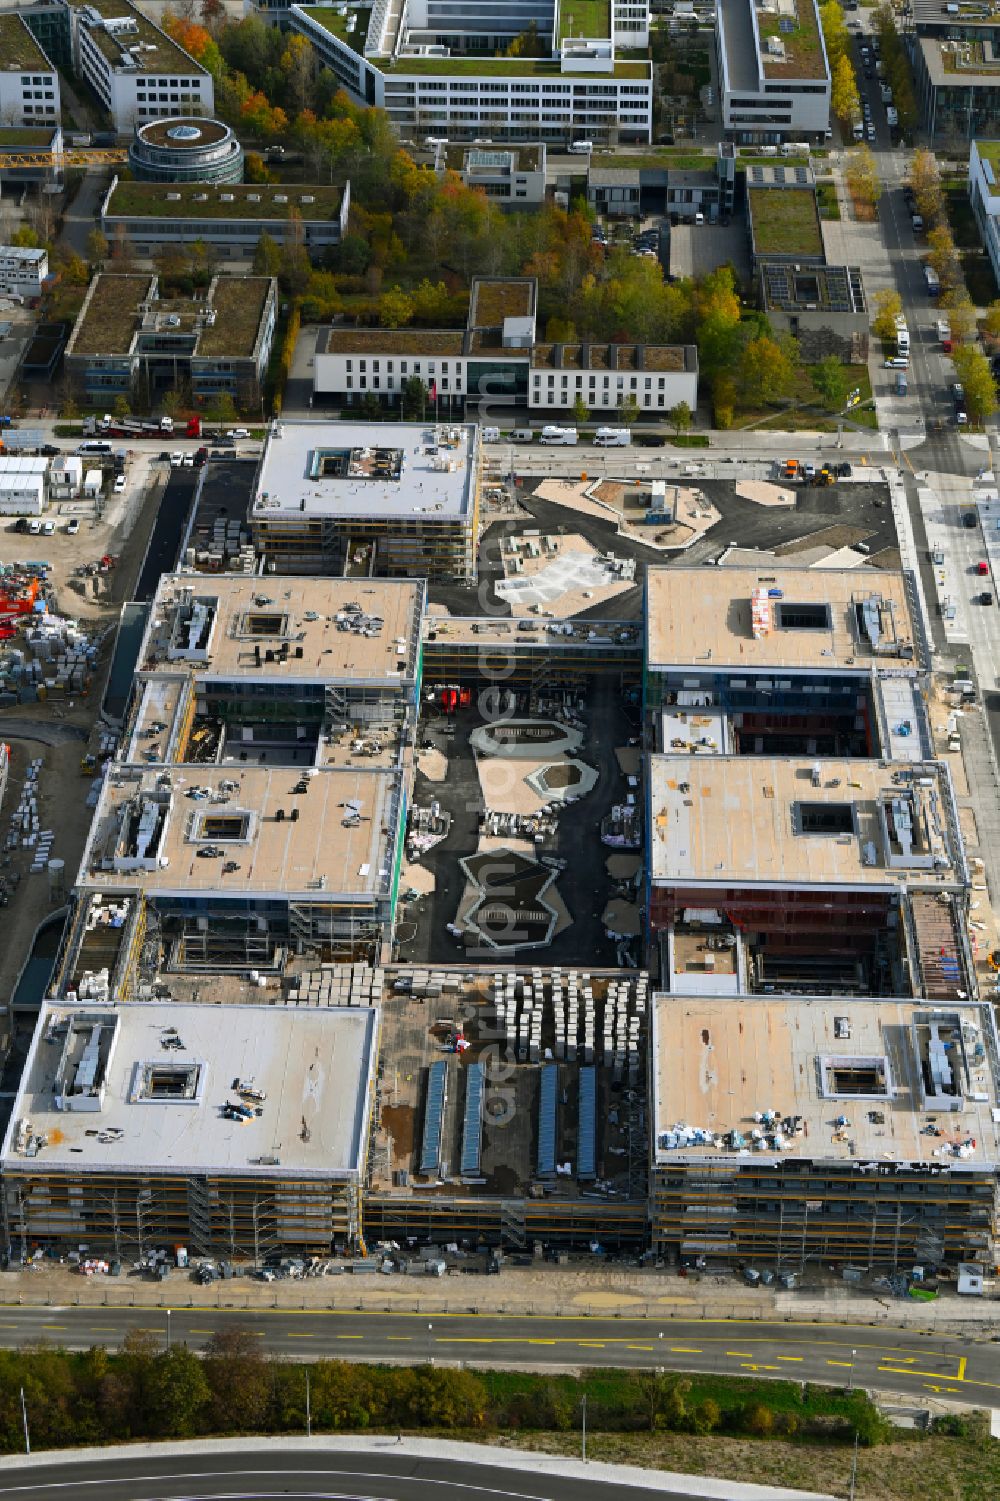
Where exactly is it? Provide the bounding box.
[139,574,424,686]
[748,186,824,259]
[252,419,478,523]
[760,261,867,315]
[66,273,155,357]
[79,762,402,902]
[916,35,998,85]
[136,116,231,149]
[441,143,544,173]
[975,140,1000,195]
[3,1001,377,1179]
[80,0,209,77]
[67,273,274,361]
[651,994,1000,1168]
[468,278,536,329]
[0,126,58,148]
[0,12,54,70]
[646,566,920,671]
[532,343,693,373]
[648,755,961,890]
[105,181,344,222]
[756,0,827,81]
[325,329,465,357]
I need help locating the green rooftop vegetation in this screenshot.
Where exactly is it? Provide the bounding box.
[70,274,153,356]
[197,277,272,359]
[0,126,59,147]
[976,139,1000,189]
[82,0,208,77]
[0,13,54,72]
[299,6,367,56]
[748,186,824,257]
[558,0,611,42]
[106,181,344,221]
[758,0,827,82]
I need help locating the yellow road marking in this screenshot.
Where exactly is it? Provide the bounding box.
[578,1341,606,1348]
[957,1357,967,1381]
[670,1347,702,1354]
[286,1332,315,1338]
[878,1366,956,1380]
[627,1345,654,1352]
[924,1384,961,1394]
[337,1334,363,1340]
[740,1363,780,1372]
[777,1356,803,1363]
[827,1360,853,1368]
[386,1336,412,1342]
[726,1351,755,1357]
[41,1325,67,1330]
[187,1328,213,1334]
[528,1339,557,1346]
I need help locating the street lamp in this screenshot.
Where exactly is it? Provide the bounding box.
[166,1308,172,1352]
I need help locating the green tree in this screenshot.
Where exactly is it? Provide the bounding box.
[739,335,796,405]
[506,18,546,56]
[616,392,640,427]
[359,391,382,420]
[337,233,371,277]
[984,298,1000,340]
[378,286,415,327]
[205,391,239,424]
[811,354,851,410]
[573,392,590,425]
[831,53,860,128]
[145,1347,210,1438]
[742,1402,775,1437]
[820,0,850,66]
[941,288,976,343]
[953,345,998,424]
[400,375,427,420]
[872,288,903,342]
[668,399,692,437]
[86,228,109,265]
[112,394,131,420]
[693,1397,722,1435]
[60,392,79,419]
[252,232,282,278]
[11,225,41,249]
[162,389,184,420]
[203,1326,272,1433]
[846,145,880,209]
[910,149,944,224]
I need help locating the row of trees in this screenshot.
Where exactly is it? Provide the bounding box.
[822,2,861,132]
[0,1330,892,1452]
[872,2,918,135]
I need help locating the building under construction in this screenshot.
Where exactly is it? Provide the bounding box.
[1,1001,378,1260]
[650,992,1000,1271]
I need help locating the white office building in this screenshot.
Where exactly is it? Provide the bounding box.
[0,13,60,128]
[288,0,653,145]
[0,246,47,299]
[75,0,214,133]
[969,141,1000,290]
[0,455,47,515]
[716,0,831,144]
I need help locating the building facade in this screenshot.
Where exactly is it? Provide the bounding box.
[288,0,654,145]
[969,139,1000,286]
[434,141,547,205]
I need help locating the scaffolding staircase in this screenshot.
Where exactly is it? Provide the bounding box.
[186,1176,214,1257]
[500,1198,527,1250]
[908,892,970,1001]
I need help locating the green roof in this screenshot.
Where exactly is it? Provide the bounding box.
[748,187,824,257]
[976,140,1000,190]
[298,6,366,56]
[558,0,611,42]
[0,126,58,147]
[80,0,208,78]
[69,274,154,356]
[0,13,54,72]
[758,0,827,83]
[106,181,344,221]
[196,277,273,359]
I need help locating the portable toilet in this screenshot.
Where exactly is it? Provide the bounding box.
[83,469,102,499]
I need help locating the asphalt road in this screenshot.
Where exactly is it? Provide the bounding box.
[0,1448,726,1501]
[0,1305,994,1407]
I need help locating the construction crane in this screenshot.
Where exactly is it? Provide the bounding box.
[0,148,128,169]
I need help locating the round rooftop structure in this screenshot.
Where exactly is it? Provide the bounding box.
[128,116,244,185]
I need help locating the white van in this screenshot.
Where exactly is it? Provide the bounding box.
[77,440,112,455]
[594,427,631,447]
[481,426,501,442]
[539,426,579,445]
[568,140,593,154]
[510,428,534,442]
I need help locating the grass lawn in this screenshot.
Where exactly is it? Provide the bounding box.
[737,364,876,432]
[559,0,611,40]
[465,1431,1000,1501]
[816,180,841,220]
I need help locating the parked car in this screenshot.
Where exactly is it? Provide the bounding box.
[170,451,183,466]
[113,474,126,493]
[66,518,80,535]
[227,427,250,440]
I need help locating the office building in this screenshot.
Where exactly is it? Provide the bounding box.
[74,0,213,132]
[759,259,868,361]
[314,275,699,417]
[0,13,59,128]
[250,419,482,580]
[716,0,831,143]
[287,0,654,145]
[434,141,546,206]
[64,273,278,407]
[127,116,244,184]
[100,177,349,260]
[969,140,1000,286]
[0,245,47,299]
[2,1001,378,1257]
[650,992,1000,1270]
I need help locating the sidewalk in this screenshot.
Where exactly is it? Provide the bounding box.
[4,1261,998,1337]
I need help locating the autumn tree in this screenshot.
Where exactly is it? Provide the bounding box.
[984,298,1000,340]
[952,345,997,424]
[872,288,903,341]
[831,54,861,128]
[909,149,944,225]
[252,232,282,278]
[378,286,415,327]
[617,392,640,427]
[820,0,850,68]
[86,228,109,265]
[144,1348,210,1439]
[573,392,590,425]
[846,146,880,210]
[738,335,796,405]
[941,287,976,343]
[202,1327,271,1433]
